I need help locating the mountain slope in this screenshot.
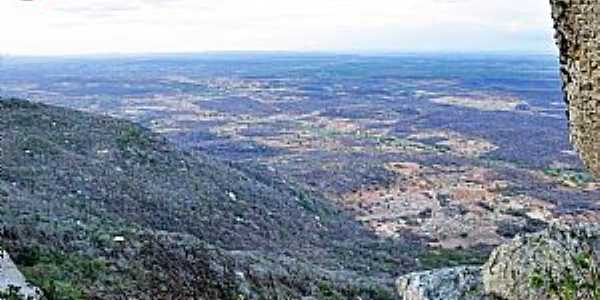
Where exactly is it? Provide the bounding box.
[0,98,437,299]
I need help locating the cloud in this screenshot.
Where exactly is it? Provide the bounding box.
[0,0,555,55]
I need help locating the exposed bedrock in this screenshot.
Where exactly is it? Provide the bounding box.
[482,223,600,300]
[396,266,491,300]
[0,250,43,299]
[396,223,600,300]
[550,0,600,177]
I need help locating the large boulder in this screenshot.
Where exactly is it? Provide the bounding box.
[550,0,600,177]
[397,223,600,300]
[0,250,43,299]
[482,223,600,300]
[396,266,490,300]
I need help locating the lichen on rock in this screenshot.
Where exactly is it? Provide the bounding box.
[482,223,600,300]
[550,0,600,177]
[396,266,491,300]
[396,223,600,300]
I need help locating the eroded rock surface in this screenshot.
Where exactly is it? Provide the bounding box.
[482,223,600,300]
[0,250,43,299]
[551,0,600,177]
[397,223,600,300]
[396,266,490,300]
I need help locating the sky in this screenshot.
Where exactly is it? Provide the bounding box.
[0,0,556,56]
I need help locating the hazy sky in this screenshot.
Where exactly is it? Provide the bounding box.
[0,0,556,56]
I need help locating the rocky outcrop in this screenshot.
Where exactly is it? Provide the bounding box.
[550,0,600,177]
[397,223,600,300]
[0,250,43,299]
[396,266,490,300]
[483,223,599,300]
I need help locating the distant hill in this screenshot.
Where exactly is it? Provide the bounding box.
[0,98,469,299]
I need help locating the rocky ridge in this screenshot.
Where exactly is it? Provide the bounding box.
[396,222,600,300]
[0,98,407,299]
[483,222,600,300]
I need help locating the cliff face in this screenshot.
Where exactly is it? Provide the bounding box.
[550,0,600,177]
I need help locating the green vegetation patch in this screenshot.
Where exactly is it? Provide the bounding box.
[316,281,396,300]
[418,248,489,270]
[544,168,595,186]
[0,285,30,300]
[528,252,600,300]
[16,246,107,300]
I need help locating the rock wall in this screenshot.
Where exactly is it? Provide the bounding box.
[550,0,600,177]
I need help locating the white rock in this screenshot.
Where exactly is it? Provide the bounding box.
[113,236,126,243]
[0,250,43,299]
[228,191,237,201]
[396,266,489,300]
[97,149,110,155]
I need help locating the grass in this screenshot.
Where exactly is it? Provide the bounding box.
[418,248,489,270]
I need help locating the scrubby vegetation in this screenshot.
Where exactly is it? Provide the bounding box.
[529,251,600,300]
[0,98,439,299]
[544,168,595,187]
[0,286,31,300]
[417,248,489,270]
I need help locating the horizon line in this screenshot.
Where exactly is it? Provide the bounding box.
[1,49,559,60]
